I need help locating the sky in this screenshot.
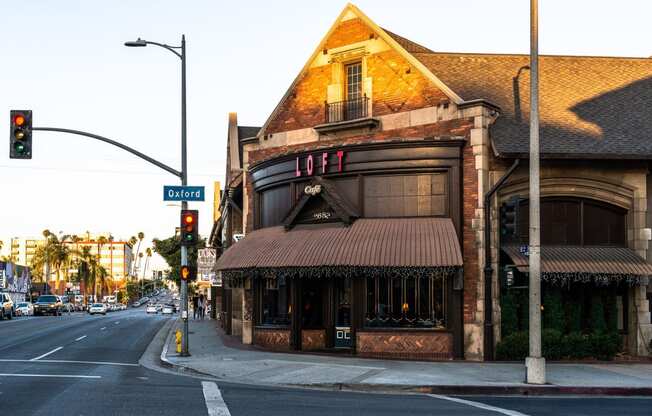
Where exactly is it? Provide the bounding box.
[1,0,651,269]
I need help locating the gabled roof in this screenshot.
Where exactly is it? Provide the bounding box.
[400,47,652,159]
[256,3,464,138]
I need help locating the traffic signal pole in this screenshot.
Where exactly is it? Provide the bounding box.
[179,35,190,357]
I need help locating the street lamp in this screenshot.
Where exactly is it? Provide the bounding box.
[125,35,190,356]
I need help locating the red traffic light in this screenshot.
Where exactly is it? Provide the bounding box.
[184,214,194,225]
[13,114,25,126]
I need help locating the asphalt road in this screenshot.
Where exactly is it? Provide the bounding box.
[1,308,651,416]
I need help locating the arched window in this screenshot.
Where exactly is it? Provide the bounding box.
[517,198,626,246]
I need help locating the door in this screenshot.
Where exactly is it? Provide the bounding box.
[334,278,353,348]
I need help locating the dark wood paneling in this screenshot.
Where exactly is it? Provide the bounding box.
[260,185,292,228]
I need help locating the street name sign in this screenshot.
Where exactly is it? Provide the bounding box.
[163,185,205,202]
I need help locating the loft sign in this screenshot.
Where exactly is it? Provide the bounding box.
[163,185,205,202]
[295,150,345,177]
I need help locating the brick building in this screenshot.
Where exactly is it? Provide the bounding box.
[213,4,652,360]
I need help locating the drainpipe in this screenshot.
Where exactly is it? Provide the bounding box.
[483,158,520,361]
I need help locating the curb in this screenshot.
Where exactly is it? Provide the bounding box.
[158,319,217,379]
[290,383,652,396]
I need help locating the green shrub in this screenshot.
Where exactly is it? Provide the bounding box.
[566,301,582,333]
[561,332,591,359]
[543,291,565,332]
[590,294,607,334]
[589,332,621,361]
[604,294,618,333]
[496,331,528,361]
[500,292,518,337]
[542,329,563,360]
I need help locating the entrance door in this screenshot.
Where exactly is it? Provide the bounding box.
[334,278,352,348]
[301,280,324,329]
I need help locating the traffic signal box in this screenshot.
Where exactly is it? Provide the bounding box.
[180,209,199,246]
[500,196,521,244]
[10,110,32,159]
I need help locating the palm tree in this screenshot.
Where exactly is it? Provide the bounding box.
[133,232,144,277]
[143,247,152,281]
[108,234,115,292]
[95,236,108,300]
[76,246,94,306]
[128,236,137,279]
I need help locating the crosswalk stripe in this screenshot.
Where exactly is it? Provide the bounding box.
[202,381,231,416]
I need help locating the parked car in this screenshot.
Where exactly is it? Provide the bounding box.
[132,301,141,308]
[88,303,107,315]
[146,304,157,314]
[162,304,174,315]
[33,295,63,316]
[60,296,74,313]
[15,301,34,316]
[0,293,15,320]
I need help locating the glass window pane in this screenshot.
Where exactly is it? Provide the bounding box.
[391,277,402,322]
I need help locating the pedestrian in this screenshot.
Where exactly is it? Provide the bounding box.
[192,295,199,319]
[198,294,205,320]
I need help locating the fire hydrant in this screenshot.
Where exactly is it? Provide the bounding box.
[175,329,182,354]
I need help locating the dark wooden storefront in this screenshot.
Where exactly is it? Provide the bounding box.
[220,140,467,359]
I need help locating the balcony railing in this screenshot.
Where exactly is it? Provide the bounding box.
[325,96,369,123]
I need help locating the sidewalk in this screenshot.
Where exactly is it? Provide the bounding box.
[162,318,652,395]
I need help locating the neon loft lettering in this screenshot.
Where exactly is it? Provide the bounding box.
[296,150,344,177]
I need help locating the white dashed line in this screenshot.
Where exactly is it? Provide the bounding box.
[202,381,231,416]
[30,346,63,361]
[75,335,87,341]
[0,358,138,366]
[0,373,100,379]
[114,321,119,325]
[428,395,531,416]
[100,327,106,331]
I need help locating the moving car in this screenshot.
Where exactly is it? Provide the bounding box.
[15,301,34,316]
[0,293,15,320]
[33,295,63,316]
[88,303,107,315]
[162,305,174,315]
[146,304,157,314]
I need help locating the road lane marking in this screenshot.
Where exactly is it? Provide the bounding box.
[0,373,101,379]
[0,358,138,366]
[30,346,63,361]
[100,327,106,330]
[75,335,87,341]
[115,321,120,324]
[202,381,231,416]
[428,395,530,416]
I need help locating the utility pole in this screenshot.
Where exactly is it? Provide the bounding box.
[179,35,190,356]
[526,0,546,384]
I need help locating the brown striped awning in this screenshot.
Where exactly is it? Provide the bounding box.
[216,218,462,274]
[502,245,652,279]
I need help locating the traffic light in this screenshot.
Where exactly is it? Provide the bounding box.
[10,110,32,159]
[500,196,521,243]
[180,209,199,246]
[180,265,196,281]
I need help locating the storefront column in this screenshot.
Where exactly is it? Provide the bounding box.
[242,278,254,345]
[630,285,652,356]
[290,279,302,350]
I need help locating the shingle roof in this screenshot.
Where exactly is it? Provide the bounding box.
[502,245,652,279]
[216,218,462,271]
[384,32,652,159]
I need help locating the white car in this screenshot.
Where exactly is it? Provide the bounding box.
[162,305,174,315]
[88,303,107,315]
[146,304,157,314]
[15,301,34,316]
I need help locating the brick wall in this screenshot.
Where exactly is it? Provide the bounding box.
[265,18,448,135]
[301,329,326,351]
[356,330,453,361]
[254,327,291,351]
[462,143,479,324]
